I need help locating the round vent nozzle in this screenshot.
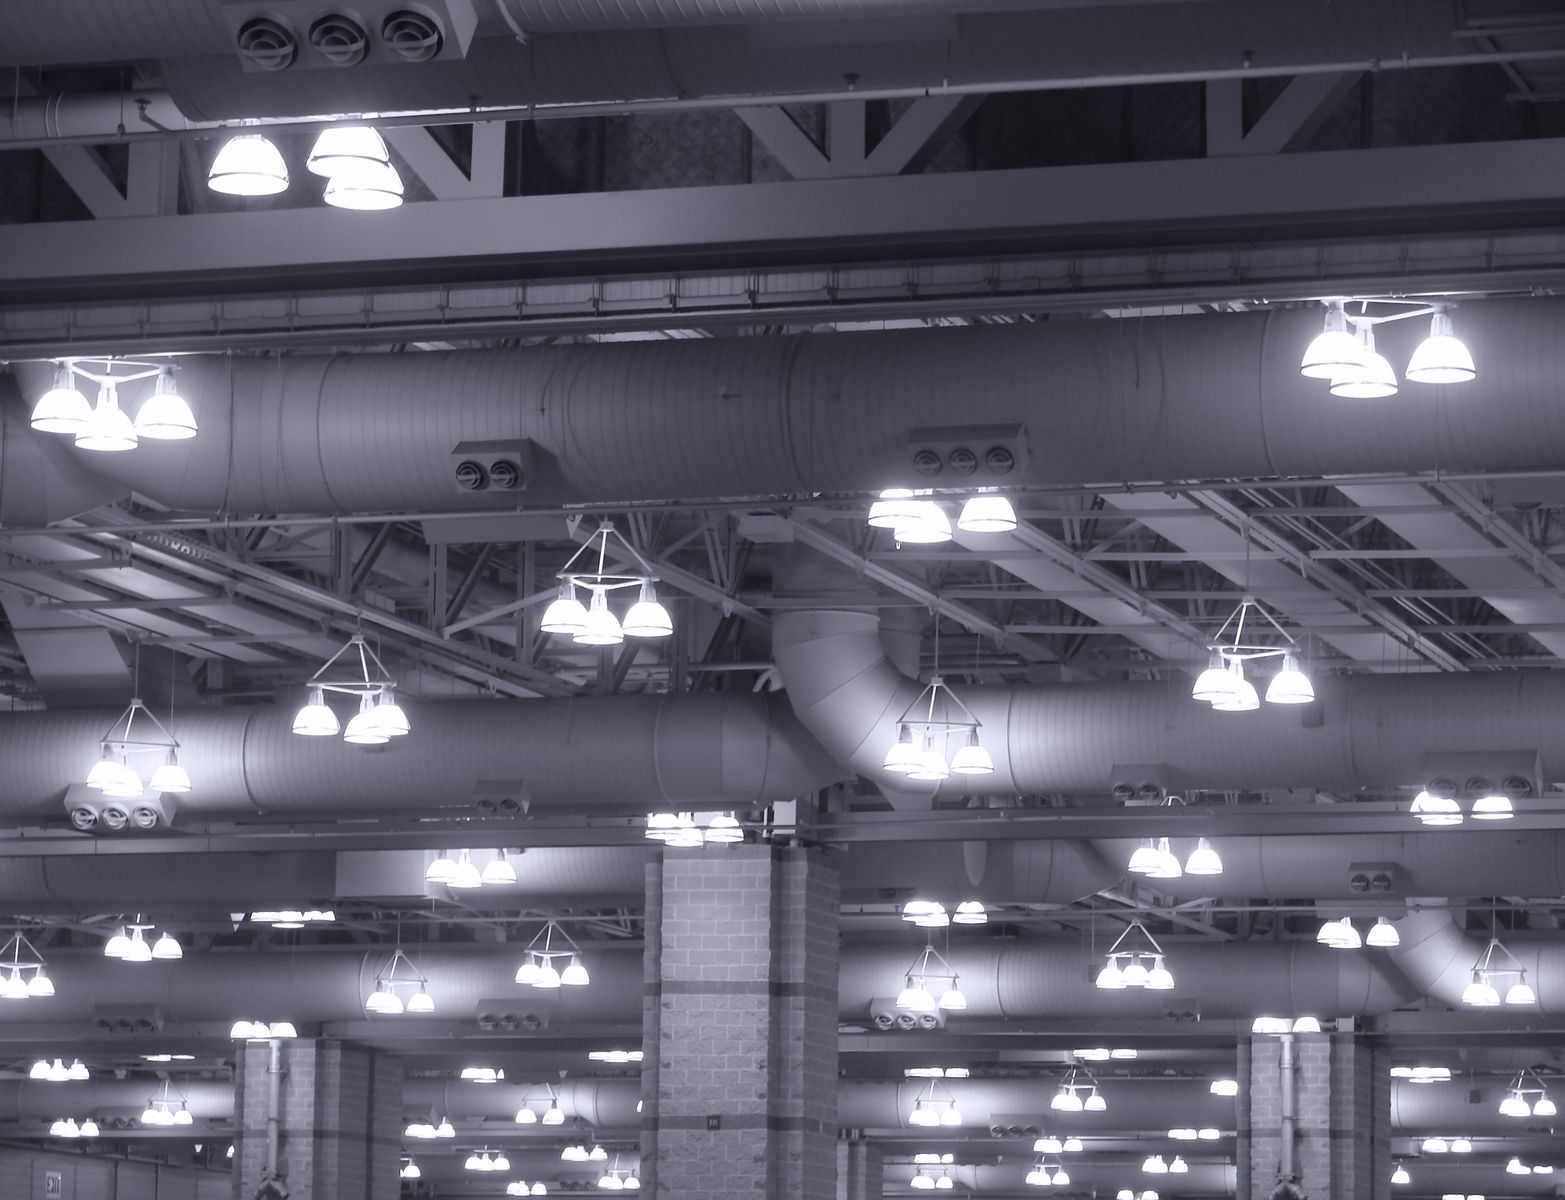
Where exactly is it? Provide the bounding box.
[382,9,444,62]
[236,16,298,71]
[309,13,369,66]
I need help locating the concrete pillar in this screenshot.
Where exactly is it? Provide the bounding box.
[837,1139,885,1200]
[642,843,841,1199]
[232,1039,402,1200]
[1243,1031,1389,1200]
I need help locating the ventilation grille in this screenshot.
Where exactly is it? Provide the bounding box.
[309,13,369,65]
[382,9,444,61]
[235,17,299,71]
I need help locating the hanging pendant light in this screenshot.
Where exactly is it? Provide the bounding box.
[1329,325,1398,398]
[208,133,290,196]
[306,126,391,178]
[148,750,192,794]
[323,159,404,210]
[1126,839,1162,875]
[1405,309,1476,384]
[868,488,925,528]
[75,383,139,452]
[1299,303,1365,379]
[1147,837,1182,879]
[291,687,340,736]
[540,581,590,634]
[576,588,625,646]
[29,363,92,433]
[948,729,995,775]
[481,849,518,885]
[621,582,674,637]
[1209,662,1260,712]
[448,849,482,889]
[956,492,1018,533]
[1365,917,1400,948]
[1264,654,1315,704]
[1191,653,1238,703]
[342,693,390,745]
[1184,837,1223,875]
[133,369,199,440]
[151,932,183,960]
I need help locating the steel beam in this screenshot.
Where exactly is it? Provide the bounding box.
[3,139,1565,307]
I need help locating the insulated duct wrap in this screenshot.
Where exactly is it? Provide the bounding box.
[0,692,839,818]
[0,851,337,910]
[773,610,1565,793]
[839,939,1417,1019]
[0,1080,234,1123]
[15,301,1565,516]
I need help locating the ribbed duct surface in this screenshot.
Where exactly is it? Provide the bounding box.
[0,692,839,819]
[1389,909,1565,1013]
[774,610,1565,793]
[15,301,1565,517]
[148,2,1468,120]
[839,939,1417,1019]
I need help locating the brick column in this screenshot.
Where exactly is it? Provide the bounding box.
[1244,1032,1388,1200]
[232,1039,402,1200]
[836,1139,884,1200]
[643,843,841,1200]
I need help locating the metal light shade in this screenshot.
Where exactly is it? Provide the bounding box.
[1410,790,1463,826]
[534,964,562,989]
[1365,917,1401,947]
[1251,1016,1288,1034]
[449,849,482,889]
[323,159,404,210]
[1505,980,1537,1005]
[540,585,589,634]
[1184,837,1223,875]
[1210,1079,1238,1096]
[937,985,967,1011]
[100,763,144,798]
[883,729,921,773]
[1299,325,1364,379]
[103,930,132,958]
[1392,1165,1411,1185]
[514,959,541,985]
[1051,1089,1082,1112]
[481,853,518,885]
[949,731,994,775]
[27,972,54,997]
[1145,957,1175,990]
[425,853,458,883]
[515,1107,538,1124]
[575,589,625,646]
[75,386,138,452]
[1168,1158,1187,1174]
[366,692,410,737]
[938,1106,963,1127]
[893,501,952,544]
[149,755,192,794]
[85,756,121,790]
[622,583,674,637]
[956,493,1017,533]
[30,364,92,433]
[1470,793,1513,819]
[704,812,744,842]
[896,984,936,1013]
[0,973,29,1000]
[1291,1016,1321,1033]
[1210,666,1260,712]
[561,958,591,986]
[307,125,390,177]
[952,900,987,924]
[343,694,390,745]
[1053,1169,1071,1185]
[1191,653,1237,702]
[1035,1138,1062,1154]
[1121,957,1150,986]
[542,1103,564,1126]
[401,1163,421,1179]
[1329,329,1399,398]
[1148,837,1182,879]
[269,1022,297,1038]
[134,371,199,439]
[1126,840,1161,874]
[1264,655,1314,704]
[208,134,289,196]
[868,488,924,528]
[1460,973,1500,1007]
[1535,1094,1558,1116]
[906,749,951,782]
[151,932,183,960]
[1406,313,1476,383]
[1499,1092,1531,1118]
[291,689,340,736]
[1095,959,1125,990]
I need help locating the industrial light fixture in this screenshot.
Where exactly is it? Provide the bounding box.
[30,1059,89,1082]
[1250,1016,1289,1034]
[465,1149,512,1172]
[400,1160,422,1180]
[895,943,966,1013]
[508,1184,551,1196]
[1025,1161,1070,1187]
[1499,1071,1557,1117]
[883,674,993,780]
[1315,917,1363,949]
[1391,1162,1411,1186]
[208,133,289,196]
[1095,921,1174,991]
[229,1020,297,1040]
[1032,1135,1081,1153]
[459,1066,507,1083]
[404,1116,456,1139]
[86,691,190,799]
[908,1078,964,1127]
[1301,298,1476,395]
[323,159,405,210]
[249,909,335,927]
[514,919,591,990]
[905,1066,970,1079]
[1462,936,1535,1007]
[645,811,745,846]
[541,522,673,646]
[49,1117,100,1138]
[1050,1068,1106,1112]
[364,947,434,1015]
[868,487,1019,543]
[1209,1078,1239,1096]
[139,1080,193,1127]
[290,632,408,742]
[1074,1047,1136,1061]
[1365,917,1401,947]
[1127,829,1222,877]
[103,918,181,963]
[1191,597,1312,710]
[307,126,389,177]
[1391,1065,1452,1083]
[1142,1155,1168,1174]
[590,1049,645,1064]
[0,931,54,999]
[30,359,199,447]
